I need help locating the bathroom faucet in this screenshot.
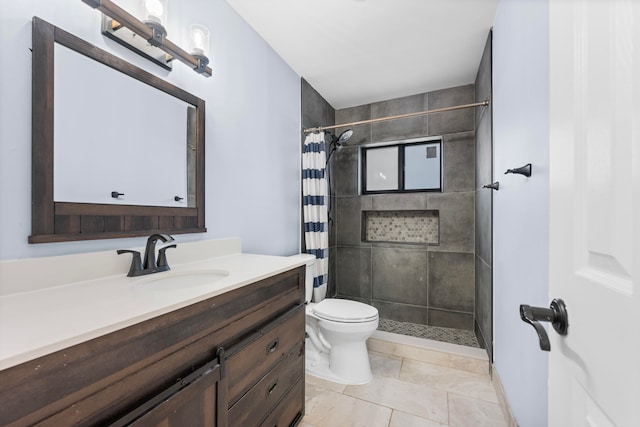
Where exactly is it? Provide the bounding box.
[117,233,176,277]
[143,233,174,270]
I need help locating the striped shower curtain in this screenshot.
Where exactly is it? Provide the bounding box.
[302,132,328,302]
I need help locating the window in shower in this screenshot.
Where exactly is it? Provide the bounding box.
[361,138,442,194]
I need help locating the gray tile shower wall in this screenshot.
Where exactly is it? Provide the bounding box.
[331,145,359,197]
[332,84,477,331]
[426,192,474,254]
[302,79,335,135]
[428,252,475,313]
[371,93,429,142]
[372,247,429,305]
[474,31,493,357]
[335,104,372,146]
[428,85,475,135]
[443,132,475,193]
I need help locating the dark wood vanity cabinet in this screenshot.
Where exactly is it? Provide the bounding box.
[116,356,225,427]
[0,267,306,427]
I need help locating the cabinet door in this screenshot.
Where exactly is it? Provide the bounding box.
[112,358,225,427]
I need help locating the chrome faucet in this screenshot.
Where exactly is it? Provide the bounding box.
[118,233,176,277]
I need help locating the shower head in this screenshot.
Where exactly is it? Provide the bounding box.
[326,129,352,166]
[327,129,353,146]
[337,129,353,144]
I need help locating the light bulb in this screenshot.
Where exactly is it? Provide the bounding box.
[192,30,204,53]
[146,0,163,17]
[142,0,167,25]
[189,24,210,57]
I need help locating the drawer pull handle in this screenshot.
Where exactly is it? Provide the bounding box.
[266,338,280,354]
[267,382,278,397]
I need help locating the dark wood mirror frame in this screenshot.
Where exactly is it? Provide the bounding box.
[30,17,206,243]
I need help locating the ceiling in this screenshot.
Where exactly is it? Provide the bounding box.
[224,0,499,110]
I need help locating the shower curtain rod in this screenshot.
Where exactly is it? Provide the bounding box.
[303,100,490,133]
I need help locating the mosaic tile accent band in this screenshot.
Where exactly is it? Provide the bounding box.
[364,210,439,244]
[377,318,480,348]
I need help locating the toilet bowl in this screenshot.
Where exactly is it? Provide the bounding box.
[289,254,379,385]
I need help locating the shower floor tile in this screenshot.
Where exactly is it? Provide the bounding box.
[377,318,480,348]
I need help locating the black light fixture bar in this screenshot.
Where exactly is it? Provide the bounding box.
[82,0,212,77]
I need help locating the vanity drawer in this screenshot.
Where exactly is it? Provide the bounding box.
[226,305,305,405]
[228,342,303,427]
[259,377,304,427]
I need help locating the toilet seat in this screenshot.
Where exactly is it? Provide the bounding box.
[312,299,378,323]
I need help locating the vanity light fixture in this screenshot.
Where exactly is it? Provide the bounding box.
[188,24,211,74]
[82,0,212,77]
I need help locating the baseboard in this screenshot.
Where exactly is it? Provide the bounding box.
[492,368,519,427]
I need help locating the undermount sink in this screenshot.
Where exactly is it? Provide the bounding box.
[132,269,230,293]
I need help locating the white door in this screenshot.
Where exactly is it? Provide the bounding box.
[548,0,640,426]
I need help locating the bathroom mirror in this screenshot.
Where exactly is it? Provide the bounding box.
[30,17,206,243]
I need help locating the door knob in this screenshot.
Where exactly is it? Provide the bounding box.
[519,298,568,351]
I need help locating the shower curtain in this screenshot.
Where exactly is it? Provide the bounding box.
[302,132,328,302]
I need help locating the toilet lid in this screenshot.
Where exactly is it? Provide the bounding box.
[313,299,379,323]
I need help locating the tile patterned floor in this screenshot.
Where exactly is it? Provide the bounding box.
[377,319,480,348]
[300,351,506,427]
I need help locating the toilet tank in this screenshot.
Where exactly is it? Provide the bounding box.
[288,254,316,303]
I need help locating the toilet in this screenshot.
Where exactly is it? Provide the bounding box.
[290,254,379,385]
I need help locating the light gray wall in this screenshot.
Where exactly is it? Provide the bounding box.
[0,0,301,261]
[493,0,549,425]
[332,85,477,330]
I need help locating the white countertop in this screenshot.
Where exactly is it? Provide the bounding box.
[0,238,307,371]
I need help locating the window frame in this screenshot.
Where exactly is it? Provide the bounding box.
[360,138,443,195]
